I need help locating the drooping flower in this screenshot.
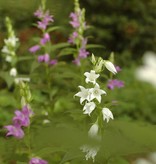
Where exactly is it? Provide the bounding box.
[80,145,99,162]
[83,102,96,116]
[107,79,124,90]
[102,108,114,123]
[4,125,24,139]
[75,86,91,104]
[29,157,48,164]
[84,70,99,84]
[104,61,117,74]
[89,84,106,103]
[88,123,99,139]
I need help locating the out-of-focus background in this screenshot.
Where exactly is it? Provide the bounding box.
[0,0,156,123]
[0,0,156,163]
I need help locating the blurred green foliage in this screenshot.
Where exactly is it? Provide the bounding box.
[81,0,156,65]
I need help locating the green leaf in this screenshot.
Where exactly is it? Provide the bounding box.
[86,44,104,49]
[50,43,70,51]
[0,71,14,88]
[47,26,61,33]
[17,56,34,62]
[58,48,77,56]
[60,150,83,164]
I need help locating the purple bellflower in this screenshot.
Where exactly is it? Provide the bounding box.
[29,157,48,164]
[4,106,33,139]
[4,125,24,139]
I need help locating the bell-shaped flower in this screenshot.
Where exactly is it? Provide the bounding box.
[89,84,106,103]
[88,123,99,138]
[104,61,117,74]
[80,145,99,162]
[4,125,24,139]
[84,70,100,84]
[75,86,90,104]
[83,102,96,116]
[102,108,114,123]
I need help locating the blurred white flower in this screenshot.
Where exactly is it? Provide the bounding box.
[148,152,156,163]
[84,70,99,84]
[104,60,117,74]
[90,83,106,103]
[1,46,10,54]
[80,145,99,162]
[102,108,114,123]
[10,67,17,77]
[136,51,156,88]
[83,102,96,116]
[4,36,19,47]
[14,77,30,84]
[75,86,90,104]
[134,158,152,164]
[5,55,12,62]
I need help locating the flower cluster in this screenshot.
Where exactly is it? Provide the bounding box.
[29,157,48,164]
[75,56,117,162]
[4,106,33,139]
[1,17,19,77]
[29,3,57,66]
[75,70,114,121]
[68,0,89,65]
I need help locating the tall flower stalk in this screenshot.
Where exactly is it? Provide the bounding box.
[29,0,57,66]
[75,54,117,162]
[1,17,19,78]
[68,0,89,65]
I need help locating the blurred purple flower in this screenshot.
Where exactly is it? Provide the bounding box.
[36,10,54,30]
[72,58,81,66]
[34,7,43,18]
[115,66,121,72]
[78,48,89,58]
[40,33,50,45]
[107,79,124,90]
[29,45,40,53]
[68,31,78,44]
[69,12,80,28]
[29,157,48,164]
[49,59,58,65]
[13,106,33,127]
[38,54,50,63]
[4,125,24,139]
